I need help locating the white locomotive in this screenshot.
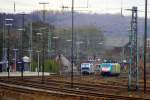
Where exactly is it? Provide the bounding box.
[81,63,94,74]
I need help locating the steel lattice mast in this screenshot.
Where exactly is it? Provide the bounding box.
[128,7,139,91]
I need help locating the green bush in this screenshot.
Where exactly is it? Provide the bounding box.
[44,60,59,73]
[30,59,59,73]
[31,60,37,72]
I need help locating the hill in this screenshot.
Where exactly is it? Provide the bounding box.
[0,11,149,47]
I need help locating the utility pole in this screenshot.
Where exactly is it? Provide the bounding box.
[2,13,7,72]
[48,25,52,59]
[53,36,59,56]
[17,28,24,78]
[20,13,26,58]
[62,0,88,88]
[17,13,26,79]
[71,0,74,88]
[14,2,16,13]
[36,32,43,79]
[39,2,49,22]
[37,50,40,76]
[5,18,13,78]
[42,32,45,81]
[29,22,33,72]
[22,13,25,51]
[13,49,18,72]
[120,0,123,16]
[61,0,89,88]
[144,0,148,93]
[3,14,5,50]
[5,24,12,78]
[7,25,11,78]
[17,28,23,58]
[39,2,48,82]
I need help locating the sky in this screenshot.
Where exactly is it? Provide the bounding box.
[0,0,149,17]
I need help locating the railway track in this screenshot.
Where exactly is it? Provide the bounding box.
[0,76,149,99]
[1,74,150,91]
[0,82,145,100]
[0,80,146,100]
[36,74,150,90]
[1,74,150,88]
[0,78,124,94]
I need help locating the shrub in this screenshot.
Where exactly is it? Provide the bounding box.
[31,60,37,72]
[44,60,59,73]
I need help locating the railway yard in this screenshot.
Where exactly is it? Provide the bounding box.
[0,1,150,100]
[0,73,150,100]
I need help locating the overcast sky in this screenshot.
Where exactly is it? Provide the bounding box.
[0,0,149,17]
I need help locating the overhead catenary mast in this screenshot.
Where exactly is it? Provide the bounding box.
[14,1,16,13]
[48,26,52,59]
[2,13,7,68]
[144,0,148,94]
[29,22,32,71]
[39,2,49,22]
[128,7,139,91]
[121,0,123,16]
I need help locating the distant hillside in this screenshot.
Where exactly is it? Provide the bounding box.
[42,11,148,37]
[43,11,149,46]
[0,11,149,46]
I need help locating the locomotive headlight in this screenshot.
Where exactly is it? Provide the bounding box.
[101,67,111,72]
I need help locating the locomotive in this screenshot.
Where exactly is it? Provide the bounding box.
[81,63,94,74]
[100,59,121,76]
